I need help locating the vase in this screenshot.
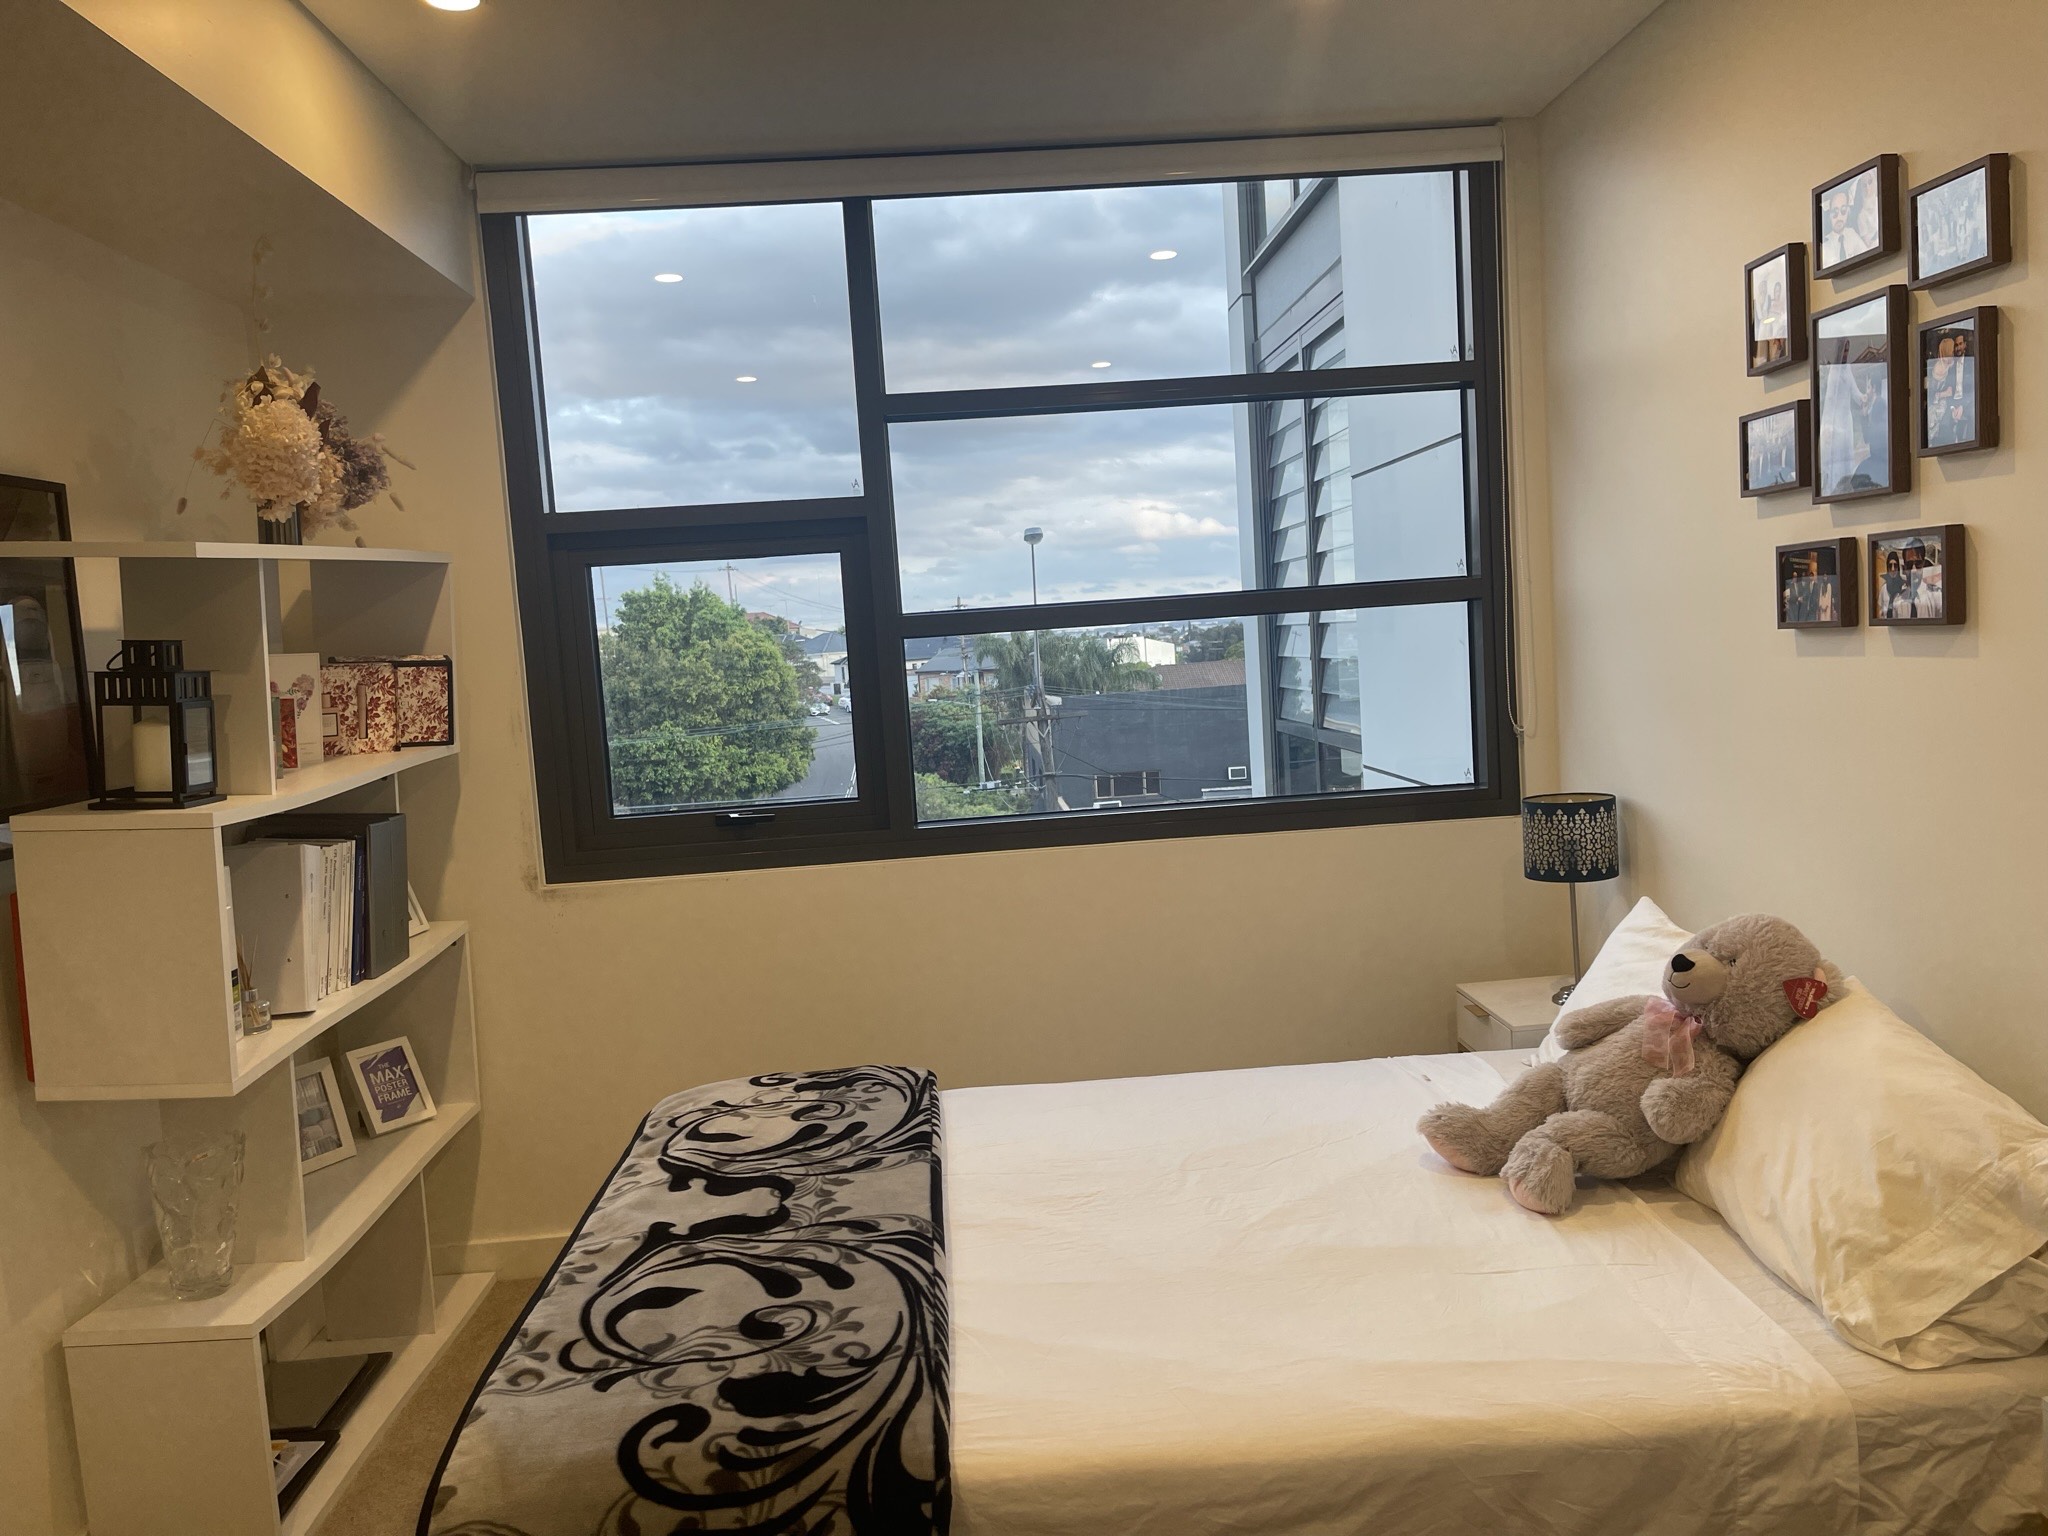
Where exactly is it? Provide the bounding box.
[145,1130,246,1299]
[258,505,304,545]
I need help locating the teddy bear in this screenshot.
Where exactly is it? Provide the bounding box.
[1417,913,1843,1215]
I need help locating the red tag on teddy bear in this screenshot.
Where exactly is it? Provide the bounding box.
[1783,973,1829,1019]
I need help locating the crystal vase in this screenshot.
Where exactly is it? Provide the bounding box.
[145,1130,246,1300]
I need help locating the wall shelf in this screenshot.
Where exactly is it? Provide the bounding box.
[18,745,458,835]
[66,1101,478,1349]
[14,533,483,1536]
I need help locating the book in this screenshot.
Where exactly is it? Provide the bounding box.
[226,841,327,1014]
[254,813,408,983]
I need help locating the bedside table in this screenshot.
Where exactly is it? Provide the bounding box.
[1454,975,1573,1053]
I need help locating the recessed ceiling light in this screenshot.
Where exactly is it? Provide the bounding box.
[736,375,758,383]
[1149,249,1178,261]
[1090,360,1112,369]
[424,0,481,11]
[653,272,683,283]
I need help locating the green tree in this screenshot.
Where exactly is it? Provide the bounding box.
[598,576,815,808]
[975,631,1162,696]
[907,696,1020,785]
[751,612,825,702]
[914,773,1028,821]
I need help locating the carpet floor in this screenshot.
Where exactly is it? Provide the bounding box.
[314,1277,535,1536]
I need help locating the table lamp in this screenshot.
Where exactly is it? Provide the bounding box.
[1522,792,1620,1005]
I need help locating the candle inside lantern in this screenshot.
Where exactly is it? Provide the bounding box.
[132,714,173,793]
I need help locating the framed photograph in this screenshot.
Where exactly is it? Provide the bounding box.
[1812,154,1902,280]
[1868,525,1966,627]
[1917,307,1999,455]
[1910,154,2010,289]
[293,1058,357,1172]
[1812,285,1910,502]
[1744,244,1808,375]
[0,475,94,821]
[1775,538,1858,630]
[1739,400,1812,496]
[341,1036,437,1135]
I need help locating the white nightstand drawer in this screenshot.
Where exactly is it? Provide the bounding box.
[1456,1002,1516,1053]
[1453,976,1571,1053]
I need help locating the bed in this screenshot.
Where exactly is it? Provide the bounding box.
[424,1052,2048,1536]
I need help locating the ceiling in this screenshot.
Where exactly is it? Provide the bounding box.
[300,0,1665,171]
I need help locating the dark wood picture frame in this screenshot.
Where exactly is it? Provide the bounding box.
[1744,243,1808,375]
[1811,284,1910,503]
[1739,399,1812,496]
[1916,306,1999,456]
[1812,153,1903,280]
[0,473,96,822]
[1909,153,2011,289]
[1774,537,1858,630]
[1867,524,1966,627]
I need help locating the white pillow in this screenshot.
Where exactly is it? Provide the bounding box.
[1676,978,2048,1367]
[1532,896,1693,1064]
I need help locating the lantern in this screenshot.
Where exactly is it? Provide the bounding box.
[90,640,223,810]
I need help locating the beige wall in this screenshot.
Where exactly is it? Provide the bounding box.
[0,194,250,1536]
[1538,0,2048,1115]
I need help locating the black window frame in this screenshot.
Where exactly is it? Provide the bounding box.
[482,159,1520,882]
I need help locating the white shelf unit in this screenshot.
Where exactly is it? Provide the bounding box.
[12,545,485,1536]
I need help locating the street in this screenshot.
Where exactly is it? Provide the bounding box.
[769,705,857,802]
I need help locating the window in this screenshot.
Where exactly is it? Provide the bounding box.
[485,156,1516,879]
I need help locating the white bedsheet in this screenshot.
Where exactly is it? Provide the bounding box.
[943,1054,1861,1536]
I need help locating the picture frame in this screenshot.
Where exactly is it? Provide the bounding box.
[1867,524,1966,627]
[0,474,95,821]
[341,1036,437,1135]
[1739,400,1812,496]
[1774,538,1858,630]
[1812,154,1902,280]
[1744,244,1808,375]
[1811,285,1910,502]
[1917,307,1999,455]
[1909,154,2011,289]
[293,1058,357,1173]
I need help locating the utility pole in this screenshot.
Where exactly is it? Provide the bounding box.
[958,599,989,786]
[1022,527,1052,812]
[725,562,736,605]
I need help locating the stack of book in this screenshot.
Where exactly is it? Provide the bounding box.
[226,813,409,1015]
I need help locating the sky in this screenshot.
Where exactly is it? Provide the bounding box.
[527,183,1247,616]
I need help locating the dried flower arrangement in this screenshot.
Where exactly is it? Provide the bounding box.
[183,240,409,544]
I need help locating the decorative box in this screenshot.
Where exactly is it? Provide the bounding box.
[268,652,321,771]
[320,661,397,757]
[392,656,454,747]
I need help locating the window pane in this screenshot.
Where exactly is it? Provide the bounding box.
[874,184,1233,391]
[907,608,1472,823]
[591,555,854,814]
[528,205,861,511]
[890,405,1244,612]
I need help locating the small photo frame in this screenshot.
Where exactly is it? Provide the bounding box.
[1868,525,1966,627]
[293,1058,357,1173]
[1740,400,1812,496]
[1775,538,1858,630]
[342,1036,437,1135]
[1910,154,2010,289]
[1812,154,1902,280]
[1918,307,1999,455]
[1812,285,1910,502]
[1744,244,1808,375]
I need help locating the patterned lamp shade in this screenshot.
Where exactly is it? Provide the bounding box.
[1522,793,1620,883]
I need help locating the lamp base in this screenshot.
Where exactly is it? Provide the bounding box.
[1552,981,1576,1006]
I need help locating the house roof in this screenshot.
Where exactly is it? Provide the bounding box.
[802,630,847,654]
[1152,659,1246,690]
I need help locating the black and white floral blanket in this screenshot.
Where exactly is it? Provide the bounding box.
[422,1065,949,1536]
